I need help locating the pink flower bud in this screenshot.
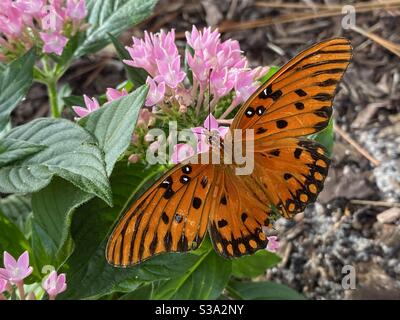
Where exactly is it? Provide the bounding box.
[42,271,67,300]
[128,154,140,164]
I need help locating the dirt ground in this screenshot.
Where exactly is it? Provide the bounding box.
[11,0,400,299]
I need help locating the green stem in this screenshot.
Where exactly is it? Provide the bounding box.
[47,80,60,118]
[17,281,25,300]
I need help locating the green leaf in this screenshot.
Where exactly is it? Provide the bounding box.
[79,85,148,175]
[56,83,73,114]
[227,280,305,300]
[31,178,92,267]
[232,250,281,278]
[0,210,31,266]
[63,95,84,108]
[119,283,154,300]
[59,162,201,300]
[30,88,147,267]
[309,118,334,157]
[75,0,157,56]
[0,138,46,167]
[0,194,32,237]
[259,65,279,83]
[108,33,148,87]
[0,49,35,131]
[151,247,232,300]
[0,118,112,205]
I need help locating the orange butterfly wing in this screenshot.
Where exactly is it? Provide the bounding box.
[107,38,352,265]
[208,38,351,253]
[106,156,215,266]
[208,166,271,258]
[232,37,352,136]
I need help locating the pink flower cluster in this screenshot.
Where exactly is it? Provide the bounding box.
[72,26,269,165]
[0,251,67,300]
[0,0,87,60]
[171,114,229,163]
[124,26,268,112]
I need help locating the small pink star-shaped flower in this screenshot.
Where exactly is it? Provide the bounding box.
[266,236,280,253]
[42,271,67,300]
[0,251,33,284]
[106,87,128,102]
[72,95,100,119]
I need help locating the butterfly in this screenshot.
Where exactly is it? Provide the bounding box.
[106,38,352,266]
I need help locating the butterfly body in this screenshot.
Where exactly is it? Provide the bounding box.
[106,38,352,266]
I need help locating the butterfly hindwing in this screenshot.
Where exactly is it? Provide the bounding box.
[251,138,330,218]
[208,167,270,258]
[106,156,214,266]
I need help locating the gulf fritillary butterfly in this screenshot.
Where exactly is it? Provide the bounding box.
[106,38,352,266]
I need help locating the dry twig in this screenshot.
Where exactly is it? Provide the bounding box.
[335,126,381,167]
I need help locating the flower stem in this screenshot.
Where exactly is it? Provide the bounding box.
[17,281,25,300]
[47,80,60,118]
[220,100,238,119]
[195,86,204,116]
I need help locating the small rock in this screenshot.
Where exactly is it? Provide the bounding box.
[377,207,400,224]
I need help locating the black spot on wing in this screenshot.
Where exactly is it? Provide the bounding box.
[220,195,227,205]
[192,197,202,209]
[245,107,255,117]
[174,213,183,223]
[180,175,191,184]
[163,188,175,199]
[217,219,228,228]
[256,127,267,134]
[200,176,208,188]
[313,93,332,101]
[269,149,280,157]
[276,120,288,129]
[161,211,169,224]
[160,176,173,188]
[295,89,307,97]
[164,231,172,251]
[182,165,192,174]
[318,78,338,87]
[294,148,302,159]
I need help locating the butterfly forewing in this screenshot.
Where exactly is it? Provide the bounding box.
[232,37,352,136]
[106,155,215,266]
[227,38,351,221]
